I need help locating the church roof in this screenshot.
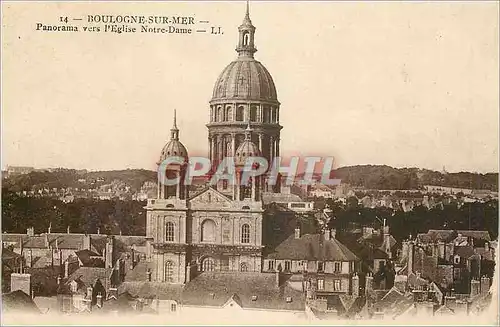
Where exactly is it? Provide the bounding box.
[212,58,278,102]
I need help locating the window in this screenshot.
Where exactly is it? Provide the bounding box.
[454,256,460,264]
[221,256,230,271]
[241,224,250,243]
[222,180,228,190]
[250,106,257,122]
[240,262,248,272]
[171,303,177,312]
[317,262,324,272]
[268,260,274,271]
[334,262,341,273]
[165,261,174,282]
[217,107,222,122]
[165,222,174,242]
[334,279,341,291]
[284,261,291,271]
[317,279,324,290]
[202,257,215,272]
[201,219,216,242]
[243,32,249,46]
[236,106,244,121]
[226,106,232,121]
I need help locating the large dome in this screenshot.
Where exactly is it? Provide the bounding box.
[212,58,278,102]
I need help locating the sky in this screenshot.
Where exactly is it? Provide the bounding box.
[2,1,499,173]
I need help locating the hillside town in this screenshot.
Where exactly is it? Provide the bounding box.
[1,2,497,322]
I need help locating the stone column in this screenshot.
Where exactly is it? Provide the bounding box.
[218,136,224,163]
[176,171,181,199]
[258,134,263,153]
[231,133,236,157]
[269,136,275,161]
[208,135,212,159]
[276,137,280,158]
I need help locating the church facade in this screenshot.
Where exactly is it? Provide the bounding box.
[145,4,276,284]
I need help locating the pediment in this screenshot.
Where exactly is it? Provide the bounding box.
[189,187,233,209]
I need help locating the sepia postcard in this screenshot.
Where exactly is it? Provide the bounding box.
[1,0,499,325]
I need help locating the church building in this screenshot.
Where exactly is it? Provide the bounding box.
[145,3,279,284]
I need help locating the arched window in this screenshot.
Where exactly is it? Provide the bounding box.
[217,106,222,122]
[250,106,257,122]
[240,262,248,272]
[202,257,215,272]
[241,224,250,244]
[243,32,249,46]
[236,106,244,121]
[201,219,216,243]
[165,261,174,282]
[165,222,174,242]
[226,106,232,121]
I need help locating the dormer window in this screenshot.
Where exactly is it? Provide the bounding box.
[251,295,257,301]
[286,297,292,303]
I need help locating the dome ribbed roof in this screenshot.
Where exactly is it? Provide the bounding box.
[235,140,261,166]
[212,58,277,102]
[159,140,188,164]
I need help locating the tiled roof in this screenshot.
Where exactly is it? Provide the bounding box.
[416,230,456,243]
[118,282,183,301]
[66,267,113,288]
[455,246,476,259]
[456,230,491,241]
[266,233,359,261]
[262,192,303,205]
[182,271,305,311]
[2,290,41,314]
[75,250,105,268]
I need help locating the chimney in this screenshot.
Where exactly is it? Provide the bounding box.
[44,234,50,248]
[97,228,100,235]
[105,236,114,269]
[470,278,480,297]
[365,273,373,295]
[294,226,301,239]
[83,234,91,250]
[351,273,359,297]
[408,241,414,275]
[454,300,469,316]
[130,249,135,270]
[67,226,70,234]
[485,242,490,251]
[444,296,456,311]
[27,227,34,237]
[480,276,490,295]
[331,229,337,239]
[275,270,281,287]
[96,293,103,308]
[48,222,51,234]
[64,260,69,278]
[86,286,93,299]
[57,276,61,285]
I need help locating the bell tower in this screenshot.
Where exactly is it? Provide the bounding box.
[236,1,257,58]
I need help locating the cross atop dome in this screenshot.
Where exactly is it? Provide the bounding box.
[236,0,257,58]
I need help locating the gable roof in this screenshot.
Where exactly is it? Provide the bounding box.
[2,290,41,314]
[66,267,112,288]
[267,233,359,261]
[456,230,491,241]
[181,271,305,311]
[416,230,456,243]
[118,281,183,301]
